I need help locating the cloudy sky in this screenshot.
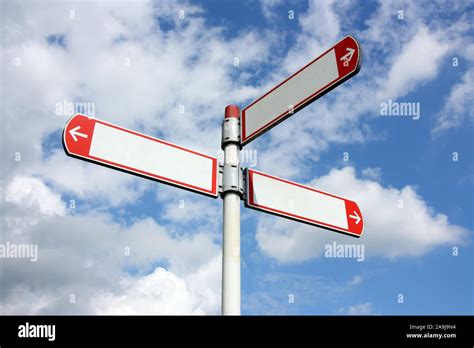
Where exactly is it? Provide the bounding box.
[1,0,472,315]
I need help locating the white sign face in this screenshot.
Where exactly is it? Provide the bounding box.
[241,36,361,145]
[63,114,219,197]
[245,169,364,237]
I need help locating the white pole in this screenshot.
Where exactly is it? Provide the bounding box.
[221,105,241,315]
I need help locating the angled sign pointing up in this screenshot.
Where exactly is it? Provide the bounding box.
[241,36,361,145]
[245,169,364,237]
[63,114,219,197]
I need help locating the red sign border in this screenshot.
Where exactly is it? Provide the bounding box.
[241,35,361,146]
[63,114,219,198]
[245,168,364,237]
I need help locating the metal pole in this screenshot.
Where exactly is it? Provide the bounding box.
[221,105,241,315]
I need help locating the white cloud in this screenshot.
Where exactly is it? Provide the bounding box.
[347,302,374,315]
[362,0,411,46]
[1,0,274,207]
[378,26,451,100]
[361,167,382,181]
[256,167,467,263]
[249,5,473,181]
[281,0,340,74]
[2,0,263,315]
[0,174,221,315]
[35,150,151,207]
[93,260,221,315]
[260,0,283,21]
[123,218,220,275]
[247,4,451,179]
[347,275,364,287]
[299,0,340,43]
[5,176,65,216]
[155,184,222,226]
[1,0,472,316]
[432,68,474,134]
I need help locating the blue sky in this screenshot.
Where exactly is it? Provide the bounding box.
[1,0,472,315]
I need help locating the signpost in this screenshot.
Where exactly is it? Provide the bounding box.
[245,169,363,237]
[62,36,363,316]
[241,36,360,145]
[63,114,218,197]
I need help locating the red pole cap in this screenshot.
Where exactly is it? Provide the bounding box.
[225,105,240,119]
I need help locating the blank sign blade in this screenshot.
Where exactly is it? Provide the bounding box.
[63,114,219,198]
[245,169,364,237]
[241,36,361,145]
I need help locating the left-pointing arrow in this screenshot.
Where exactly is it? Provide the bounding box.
[69,126,88,142]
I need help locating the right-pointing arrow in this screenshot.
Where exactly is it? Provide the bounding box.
[349,210,361,224]
[69,126,88,142]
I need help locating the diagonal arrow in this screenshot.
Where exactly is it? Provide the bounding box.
[69,126,88,142]
[349,210,361,224]
[340,47,355,63]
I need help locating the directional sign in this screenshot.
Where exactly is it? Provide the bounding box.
[63,114,219,197]
[241,36,361,145]
[245,169,363,237]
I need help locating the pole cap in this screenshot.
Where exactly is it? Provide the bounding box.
[225,105,240,119]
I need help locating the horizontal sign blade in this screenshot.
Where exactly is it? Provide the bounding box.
[245,169,363,237]
[63,114,219,198]
[241,36,361,145]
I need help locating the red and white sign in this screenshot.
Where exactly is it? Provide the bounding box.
[245,169,363,237]
[241,36,361,145]
[63,114,219,197]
